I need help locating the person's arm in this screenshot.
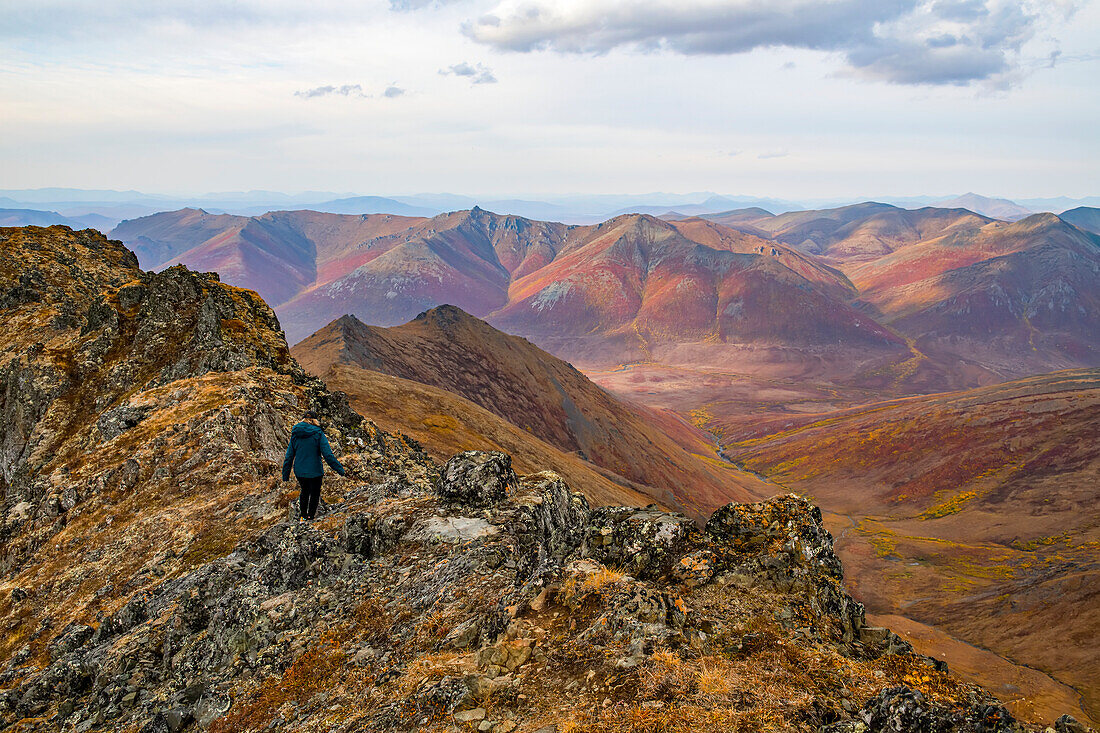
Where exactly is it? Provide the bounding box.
[320,433,345,476]
[282,436,295,481]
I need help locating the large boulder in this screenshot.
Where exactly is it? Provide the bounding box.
[585,507,699,580]
[437,451,517,508]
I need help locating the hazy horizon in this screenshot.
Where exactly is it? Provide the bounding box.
[2,186,1095,207]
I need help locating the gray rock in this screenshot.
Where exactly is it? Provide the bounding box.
[48,622,94,660]
[586,507,698,580]
[438,451,517,507]
[96,405,150,442]
[823,686,1022,733]
[1055,715,1090,733]
[454,707,487,723]
[192,691,231,727]
[416,516,499,544]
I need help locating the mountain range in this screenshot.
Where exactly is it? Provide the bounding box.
[5,187,1100,229]
[109,203,1100,393]
[688,204,1100,387]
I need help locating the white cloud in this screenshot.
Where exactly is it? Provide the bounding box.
[389,0,465,9]
[0,0,1095,198]
[439,61,499,84]
[462,0,1083,86]
[294,83,408,99]
[294,84,367,99]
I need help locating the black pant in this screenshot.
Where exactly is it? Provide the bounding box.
[296,475,322,519]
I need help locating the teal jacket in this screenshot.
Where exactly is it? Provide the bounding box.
[283,422,345,480]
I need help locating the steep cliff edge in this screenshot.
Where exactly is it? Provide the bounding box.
[0,227,1089,733]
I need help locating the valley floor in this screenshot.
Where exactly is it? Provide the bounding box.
[585,362,1100,729]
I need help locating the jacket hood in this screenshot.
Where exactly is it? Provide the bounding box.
[291,422,324,438]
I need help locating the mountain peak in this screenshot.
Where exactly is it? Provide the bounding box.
[411,303,484,331]
[332,312,368,331]
[1011,211,1072,232]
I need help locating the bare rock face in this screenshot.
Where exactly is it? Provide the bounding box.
[706,494,868,644]
[0,226,431,729]
[437,450,518,507]
[0,226,368,499]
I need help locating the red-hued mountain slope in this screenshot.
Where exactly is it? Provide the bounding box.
[277,208,575,340]
[111,208,427,309]
[701,202,993,261]
[491,214,903,366]
[846,214,1100,380]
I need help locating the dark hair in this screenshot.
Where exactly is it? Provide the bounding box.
[303,410,319,420]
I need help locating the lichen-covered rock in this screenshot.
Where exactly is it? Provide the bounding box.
[438,450,518,507]
[586,506,699,579]
[47,622,93,661]
[1056,714,1093,733]
[707,494,866,643]
[824,685,1023,733]
[342,512,407,558]
[506,471,591,583]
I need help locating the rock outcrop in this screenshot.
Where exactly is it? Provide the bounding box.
[823,685,1021,733]
[438,451,518,508]
[0,226,1088,733]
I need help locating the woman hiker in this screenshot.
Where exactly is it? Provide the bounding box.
[282,410,345,521]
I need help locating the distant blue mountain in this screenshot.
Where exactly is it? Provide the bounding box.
[0,208,83,227]
[306,196,441,217]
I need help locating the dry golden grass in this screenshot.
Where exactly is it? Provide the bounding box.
[551,705,783,733]
[395,652,470,695]
[320,363,663,511]
[696,658,739,700]
[560,565,626,602]
[639,650,697,700]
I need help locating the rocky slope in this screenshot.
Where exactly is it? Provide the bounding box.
[293,307,770,517]
[298,360,674,511]
[2,225,1087,732]
[0,224,429,730]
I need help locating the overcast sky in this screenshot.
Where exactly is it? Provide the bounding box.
[0,0,1097,199]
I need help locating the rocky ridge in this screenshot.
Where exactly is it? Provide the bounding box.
[0,226,1089,732]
